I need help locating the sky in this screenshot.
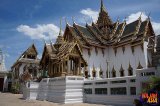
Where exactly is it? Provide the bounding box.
[0,0,160,70]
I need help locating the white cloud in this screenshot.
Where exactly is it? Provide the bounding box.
[126,12,147,24]
[80,8,98,22]
[17,24,62,40]
[152,22,160,35]
[126,12,160,35]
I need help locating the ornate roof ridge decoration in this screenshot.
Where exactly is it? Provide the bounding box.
[143,17,155,42]
[110,20,119,40]
[50,40,57,52]
[86,24,105,45]
[131,15,142,42]
[137,61,143,69]
[11,43,39,68]
[65,25,83,47]
[55,35,65,45]
[128,61,133,70]
[115,21,126,43]
[97,0,113,29]
[52,42,88,66]
[60,0,155,48]
[73,23,91,46]
[24,43,38,55]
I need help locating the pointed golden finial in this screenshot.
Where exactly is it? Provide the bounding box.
[49,38,52,44]
[32,40,35,44]
[100,0,105,12]
[91,17,94,24]
[124,16,127,24]
[83,16,88,26]
[117,16,120,22]
[72,16,75,24]
[147,12,151,21]
[138,12,142,20]
[59,17,62,36]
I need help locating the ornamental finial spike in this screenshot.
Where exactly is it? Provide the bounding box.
[59,17,62,36]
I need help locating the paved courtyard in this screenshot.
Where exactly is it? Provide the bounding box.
[0,92,109,106]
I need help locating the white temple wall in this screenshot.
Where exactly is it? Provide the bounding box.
[82,47,107,78]
[82,43,150,78]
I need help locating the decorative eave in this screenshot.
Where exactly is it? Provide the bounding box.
[86,24,105,45]
[64,24,83,46]
[73,23,91,46]
[110,21,119,39]
[74,23,106,48]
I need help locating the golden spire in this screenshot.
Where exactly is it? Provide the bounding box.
[97,0,112,29]
[116,16,120,23]
[59,17,62,36]
[147,12,151,21]
[100,0,106,12]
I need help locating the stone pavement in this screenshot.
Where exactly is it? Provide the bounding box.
[0,92,111,106]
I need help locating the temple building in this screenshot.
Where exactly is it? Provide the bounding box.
[11,44,40,89]
[41,0,155,79]
[73,2,154,78]
[21,0,160,105]
[40,31,87,77]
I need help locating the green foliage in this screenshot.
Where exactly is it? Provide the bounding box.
[142,76,160,92]
[150,76,160,89]
[11,83,20,94]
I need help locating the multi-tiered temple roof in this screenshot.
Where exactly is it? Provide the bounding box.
[64,0,155,49]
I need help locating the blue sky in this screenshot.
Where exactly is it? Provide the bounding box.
[0,0,160,70]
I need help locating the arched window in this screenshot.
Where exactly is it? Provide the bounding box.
[137,61,143,69]
[92,65,96,78]
[112,66,116,77]
[99,65,103,78]
[119,65,125,77]
[128,63,133,76]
